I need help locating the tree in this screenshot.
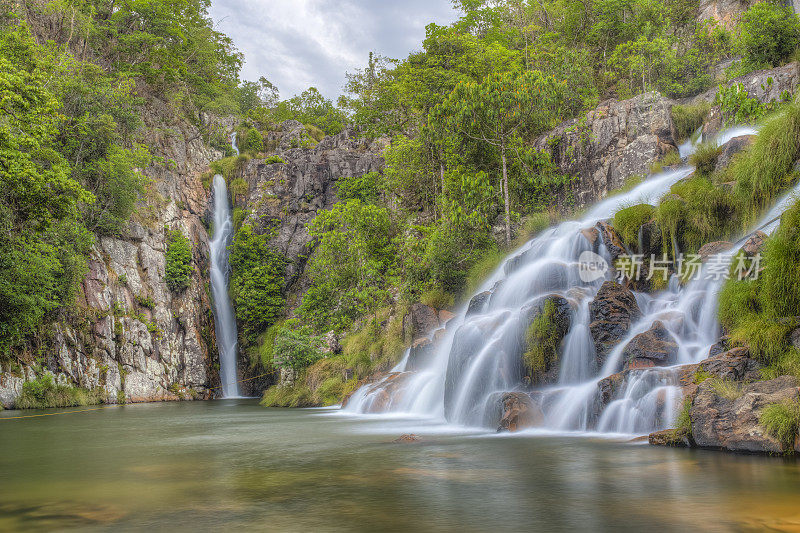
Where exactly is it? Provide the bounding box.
[431,69,562,244]
[739,2,800,67]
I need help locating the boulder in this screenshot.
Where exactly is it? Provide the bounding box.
[589,281,642,360]
[715,135,755,172]
[596,221,627,261]
[699,347,762,383]
[639,221,663,258]
[622,321,679,370]
[697,241,734,263]
[439,309,456,325]
[649,429,690,448]
[741,230,768,256]
[497,392,544,432]
[467,291,492,317]
[404,303,440,341]
[407,337,436,371]
[581,226,600,247]
[691,375,800,453]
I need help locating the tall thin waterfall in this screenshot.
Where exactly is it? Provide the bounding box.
[209,133,240,398]
[343,125,800,435]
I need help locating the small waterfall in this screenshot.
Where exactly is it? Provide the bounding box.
[209,132,240,398]
[343,124,798,436]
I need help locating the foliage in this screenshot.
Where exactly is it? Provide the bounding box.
[708,377,744,401]
[738,2,800,68]
[265,155,285,164]
[760,399,800,452]
[272,319,324,372]
[336,172,382,203]
[420,287,454,310]
[671,101,711,140]
[165,230,193,292]
[715,83,768,125]
[15,374,102,409]
[228,224,286,343]
[243,128,264,152]
[272,87,346,135]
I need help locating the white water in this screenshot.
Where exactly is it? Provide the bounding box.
[210,132,240,398]
[342,125,800,436]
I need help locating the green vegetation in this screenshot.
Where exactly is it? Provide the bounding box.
[689,142,722,175]
[272,320,324,372]
[265,155,285,165]
[715,83,769,125]
[671,101,711,140]
[738,2,800,68]
[228,224,286,345]
[15,375,102,409]
[613,204,655,248]
[523,300,561,379]
[718,200,800,375]
[165,230,193,293]
[760,399,800,452]
[243,128,264,152]
[708,377,744,400]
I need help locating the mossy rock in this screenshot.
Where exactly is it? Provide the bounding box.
[613,204,656,249]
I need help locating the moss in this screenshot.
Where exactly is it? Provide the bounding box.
[523,300,561,377]
[671,101,711,140]
[674,396,693,436]
[650,149,682,174]
[15,375,104,409]
[210,154,250,182]
[693,370,713,384]
[760,399,800,453]
[689,142,722,176]
[613,203,655,248]
[420,287,454,310]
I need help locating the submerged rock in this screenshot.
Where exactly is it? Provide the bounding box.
[393,434,422,443]
[466,291,492,317]
[589,281,642,362]
[622,321,679,371]
[497,392,544,432]
[648,429,690,447]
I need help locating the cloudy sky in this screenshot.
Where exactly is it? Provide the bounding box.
[210,0,458,100]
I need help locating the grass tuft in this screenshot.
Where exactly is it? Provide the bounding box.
[760,399,800,452]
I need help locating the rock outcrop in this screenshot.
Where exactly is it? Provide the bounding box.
[589,281,642,362]
[496,392,543,432]
[537,92,677,207]
[236,125,387,298]
[622,321,679,370]
[690,375,800,454]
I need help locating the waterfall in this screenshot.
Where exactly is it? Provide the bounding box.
[209,132,240,398]
[342,124,800,436]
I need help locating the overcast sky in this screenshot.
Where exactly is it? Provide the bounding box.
[210,0,458,100]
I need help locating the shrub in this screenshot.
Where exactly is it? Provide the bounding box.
[164,230,192,292]
[760,399,800,452]
[243,128,264,152]
[715,83,767,125]
[260,383,315,407]
[15,375,102,409]
[739,2,800,67]
[336,172,382,203]
[420,287,454,309]
[671,101,711,140]
[229,177,248,203]
[613,204,655,248]
[228,224,286,342]
[273,320,324,372]
[265,155,285,164]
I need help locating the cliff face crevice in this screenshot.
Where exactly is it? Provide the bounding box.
[0,100,224,407]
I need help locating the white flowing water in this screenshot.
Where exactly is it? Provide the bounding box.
[342,124,800,436]
[209,133,240,398]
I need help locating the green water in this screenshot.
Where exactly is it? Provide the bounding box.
[1,400,799,532]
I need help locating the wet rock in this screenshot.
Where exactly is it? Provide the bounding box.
[699,347,762,382]
[342,371,415,412]
[439,310,456,325]
[589,281,642,361]
[691,375,800,453]
[407,338,436,371]
[741,230,768,256]
[622,321,679,371]
[404,303,440,341]
[639,221,663,258]
[697,241,734,263]
[467,291,492,317]
[708,337,730,358]
[596,221,627,262]
[715,135,755,172]
[580,226,600,248]
[649,429,691,447]
[497,392,544,432]
[393,434,422,443]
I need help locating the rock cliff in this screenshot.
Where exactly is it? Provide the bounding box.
[0,99,223,407]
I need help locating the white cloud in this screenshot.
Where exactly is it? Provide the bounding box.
[210,0,457,98]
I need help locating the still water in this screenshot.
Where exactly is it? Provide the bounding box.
[1,400,799,532]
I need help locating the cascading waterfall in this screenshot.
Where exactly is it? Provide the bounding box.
[209,133,240,398]
[343,124,800,436]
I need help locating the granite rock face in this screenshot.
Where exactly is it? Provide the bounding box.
[0,100,221,407]
[537,92,677,208]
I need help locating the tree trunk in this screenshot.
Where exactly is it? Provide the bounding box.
[501,145,511,246]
